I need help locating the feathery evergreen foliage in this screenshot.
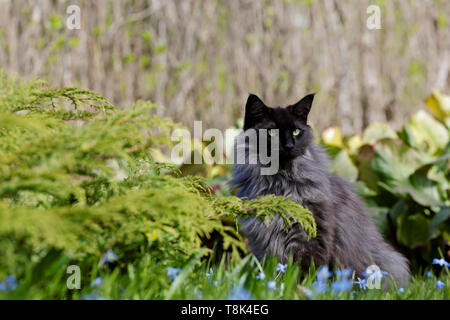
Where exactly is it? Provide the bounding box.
[0,71,316,279]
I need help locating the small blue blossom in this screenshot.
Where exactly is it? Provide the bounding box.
[0,275,18,292]
[166,267,182,281]
[103,249,118,264]
[312,281,328,293]
[335,268,353,279]
[331,278,353,292]
[256,272,266,280]
[82,290,107,300]
[354,277,367,290]
[227,286,253,300]
[436,280,445,290]
[316,265,332,282]
[276,263,287,273]
[426,271,432,278]
[398,288,405,293]
[267,281,277,291]
[206,268,213,278]
[432,258,449,267]
[364,267,388,282]
[91,277,102,287]
[213,280,218,287]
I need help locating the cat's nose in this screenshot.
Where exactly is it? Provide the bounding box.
[285,143,294,151]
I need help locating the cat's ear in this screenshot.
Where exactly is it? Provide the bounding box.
[291,93,315,123]
[244,94,267,130]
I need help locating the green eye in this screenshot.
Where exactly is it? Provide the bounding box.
[268,129,278,137]
[293,129,301,136]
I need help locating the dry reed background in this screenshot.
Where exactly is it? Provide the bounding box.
[0,0,449,133]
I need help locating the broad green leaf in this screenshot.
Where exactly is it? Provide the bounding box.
[346,134,363,154]
[356,144,380,191]
[402,110,449,155]
[362,123,397,145]
[371,138,426,184]
[425,90,450,121]
[321,127,344,148]
[394,165,445,207]
[397,213,430,247]
[429,207,450,239]
[330,150,358,182]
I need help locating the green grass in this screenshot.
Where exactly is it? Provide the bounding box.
[1,251,449,300]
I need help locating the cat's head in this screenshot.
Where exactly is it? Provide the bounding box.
[243,93,315,161]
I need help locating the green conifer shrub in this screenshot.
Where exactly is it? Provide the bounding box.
[0,71,316,278]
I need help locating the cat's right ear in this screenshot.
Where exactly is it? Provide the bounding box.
[244,94,266,130]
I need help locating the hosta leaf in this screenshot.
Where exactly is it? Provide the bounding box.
[362,123,397,145]
[397,213,430,247]
[322,127,344,148]
[429,207,450,239]
[371,138,426,184]
[425,90,450,121]
[402,110,449,155]
[356,144,380,192]
[330,150,358,182]
[394,165,445,207]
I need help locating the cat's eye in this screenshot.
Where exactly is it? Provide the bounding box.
[293,129,301,136]
[268,129,278,137]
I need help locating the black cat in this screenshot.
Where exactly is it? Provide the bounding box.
[230,93,410,285]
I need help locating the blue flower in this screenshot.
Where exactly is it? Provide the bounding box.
[426,271,432,278]
[331,278,353,292]
[335,268,353,279]
[166,267,182,281]
[398,288,404,293]
[206,268,213,278]
[91,277,102,287]
[103,249,118,264]
[363,267,388,282]
[256,272,266,280]
[432,258,449,267]
[227,286,253,300]
[276,263,287,273]
[354,277,367,290]
[213,280,218,287]
[267,281,277,290]
[312,281,328,293]
[316,265,332,282]
[0,275,18,292]
[82,290,107,300]
[436,280,445,290]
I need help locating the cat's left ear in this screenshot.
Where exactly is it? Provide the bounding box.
[291,93,315,123]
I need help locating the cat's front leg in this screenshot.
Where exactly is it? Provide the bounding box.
[283,222,325,267]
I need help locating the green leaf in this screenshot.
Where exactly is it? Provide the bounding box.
[330,150,358,182]
[425,90,450,121]
[397,213,430,247]
[402,110,449,155]
[362,123,397,145]
[429,207,450,239]
[395,165,445,207]
[371,138,426,184]
[356,145,380,192]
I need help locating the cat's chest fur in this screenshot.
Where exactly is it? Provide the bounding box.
[233,146,332,208]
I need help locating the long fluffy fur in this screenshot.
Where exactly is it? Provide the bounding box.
[230,133,410,285]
